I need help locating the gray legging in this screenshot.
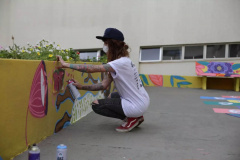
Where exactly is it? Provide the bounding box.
[92,92,126,120]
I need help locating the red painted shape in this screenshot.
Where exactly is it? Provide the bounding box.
[53,69,65,92]
[26,60,48,145]
[149,75,163,86]
[28,60,48,117]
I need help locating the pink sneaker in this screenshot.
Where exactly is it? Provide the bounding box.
[116,117,139,132]
[136,116,144,127]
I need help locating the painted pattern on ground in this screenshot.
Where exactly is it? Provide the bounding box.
[201,96,240,118]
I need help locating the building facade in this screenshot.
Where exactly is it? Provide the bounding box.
[1,0,240,89]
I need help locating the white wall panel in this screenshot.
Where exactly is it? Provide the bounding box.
[0,0,240,73]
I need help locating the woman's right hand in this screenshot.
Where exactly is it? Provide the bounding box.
[56,55,69,68]
[70,79,82,90]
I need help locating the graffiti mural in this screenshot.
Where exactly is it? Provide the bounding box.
[53,65,106,133]
[56,86,74,111]
[0,59,110,160]
[53,68,65,93]
[170,75,192,88]
[139,74,199,88]
[25,60,48,145]
[71,91,104,124]
[196,61,240,77]
[55,111,72,133]
[55,87,104,132]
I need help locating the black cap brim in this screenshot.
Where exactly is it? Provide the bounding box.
[96,36,107,40]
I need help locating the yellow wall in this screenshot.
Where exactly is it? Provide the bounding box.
[0,59,209,160]
[0,59,109,160]
[139,74,202,88]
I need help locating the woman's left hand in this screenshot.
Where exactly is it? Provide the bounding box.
[56,55,69,68]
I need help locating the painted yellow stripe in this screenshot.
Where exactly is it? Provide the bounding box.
[227,100,240,103]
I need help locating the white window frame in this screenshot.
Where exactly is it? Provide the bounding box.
[139,47,162,62]
[162,46,183,61]
[139,42,240,63]
[96,50,101,61]
[73,49,104,61]
[227,43,240,58]
[183,45,204,60]
[206,44,226,59]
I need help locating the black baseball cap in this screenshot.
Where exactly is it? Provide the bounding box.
[96,28,124,42]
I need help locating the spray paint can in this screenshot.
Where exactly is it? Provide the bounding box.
[67,80,81,99]
[56,144,67,160]
[28,144,40,160]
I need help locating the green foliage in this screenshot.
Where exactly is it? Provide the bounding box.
[0,39,106,63]
[99,54,107,63]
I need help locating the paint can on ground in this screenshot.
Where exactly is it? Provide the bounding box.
[28,144,40,160]
[57,144,67,160]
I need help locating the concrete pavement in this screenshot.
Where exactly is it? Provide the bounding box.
[14,87,240,160]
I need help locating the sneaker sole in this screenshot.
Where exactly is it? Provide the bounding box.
[136,117,144,127]
[136,119,144,127]
[116,120,140,132]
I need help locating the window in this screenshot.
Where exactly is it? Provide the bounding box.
[184,46,203,59]
[163,46,181,60]
[140,42,240,62]
[229,44,240,58]
[206,45,225,58]
[140,48,160,61]
[79,51,99,60]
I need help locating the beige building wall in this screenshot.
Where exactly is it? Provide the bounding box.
[1,0,240,76]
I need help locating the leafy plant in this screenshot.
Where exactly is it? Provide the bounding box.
[99,54,107,63]
[0,37,107,63]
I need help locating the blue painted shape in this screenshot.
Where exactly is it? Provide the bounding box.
[171,76,188,87]
[232,64,240,70]
[76,91,103,101]
[170,76,174,87]
[200,96,240,100]
[236,106,240,109]
[177,81,192,88]
[173,76,185,80]
[197,61,209,66]
[226,113,240,118]
[0,156,2,160]
[226,105,240,118]
[204,101,240,106]
[63,121,71,128]
[140,74,149,85]
[140,79,144,86]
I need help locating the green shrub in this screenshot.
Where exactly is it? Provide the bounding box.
[0,39,107,63]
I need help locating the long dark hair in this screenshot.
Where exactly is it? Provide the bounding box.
[103,39,130,80]
[104,39,129,62]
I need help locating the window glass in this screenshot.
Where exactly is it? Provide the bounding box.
[79,51,98,60]
[141,48,160,61]
[206,45,225,58]
[184,46,203,59]
[229,44,240,58]
[163,46,181,60]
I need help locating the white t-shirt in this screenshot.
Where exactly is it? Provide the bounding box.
[108,57,150,117]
